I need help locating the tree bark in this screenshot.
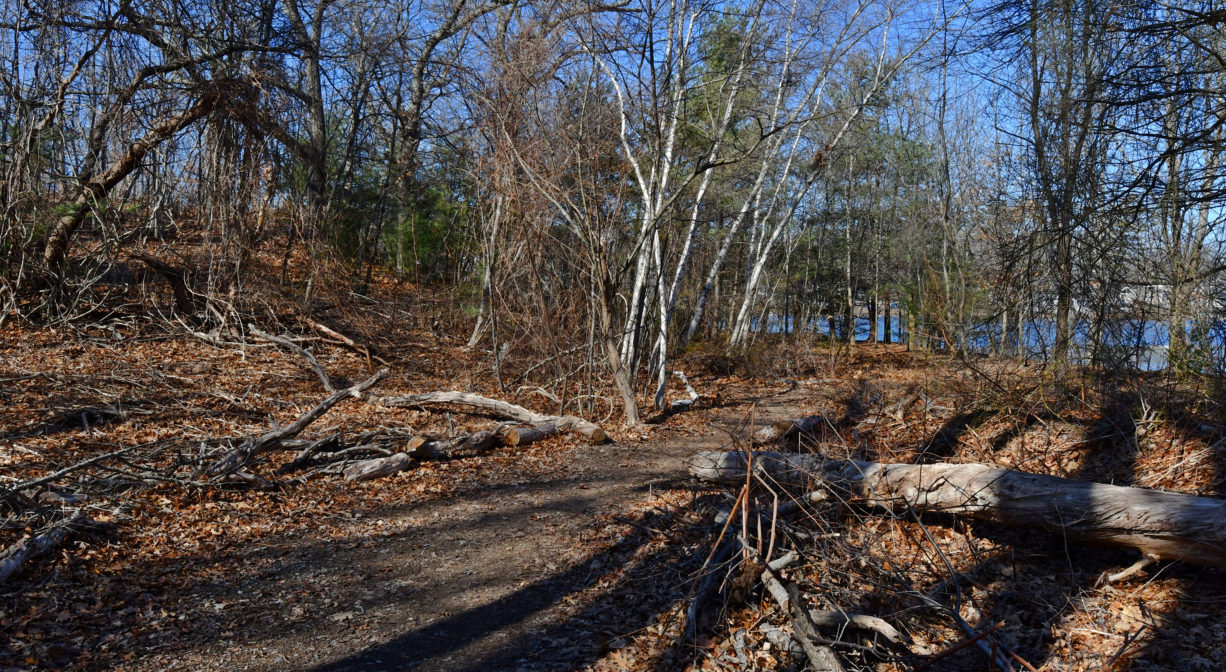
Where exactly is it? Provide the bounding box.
[883,289,892,344]
[280,0,329,221]
[690,450,1226,569]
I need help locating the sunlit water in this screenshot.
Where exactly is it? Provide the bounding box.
[753,313,1226,371]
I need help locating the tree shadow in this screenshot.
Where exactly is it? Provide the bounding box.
[2,465,714,671]
[920,378,1225,671]
[913,408,996,464]
[307,510,684,671]
[988,410,1047,454]
[837,378,877,429]
[0,397,166,441]
[964,381,1146,670]
[769,377,1226,672]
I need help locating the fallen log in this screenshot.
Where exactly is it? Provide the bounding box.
[408,428,504,460]
[304,318,390,367]
[787,583,848,672]
[344,427,516,482]
[759,551,905,650]
[758,551,845,671]
[690,450,1226,569]
[501,423,559,447]
[383,391,607,444]
[276,432,343,474]
[249,325,334,392]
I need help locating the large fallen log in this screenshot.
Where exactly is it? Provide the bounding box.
[690,450,1226,569]
[382,391,607,444]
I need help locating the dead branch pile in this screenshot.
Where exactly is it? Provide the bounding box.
[0,326,590,582]
[680,481,922,671]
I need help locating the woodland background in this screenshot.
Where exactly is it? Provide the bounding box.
[2,0,1225,406]
[3,0,1226,670]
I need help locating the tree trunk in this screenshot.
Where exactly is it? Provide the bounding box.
[280,0,328,223]
[43,92,220,270]
[1054,243,1073,364]
[690,450,1226,569]
[868,295,878,345]
[883,289,892,344]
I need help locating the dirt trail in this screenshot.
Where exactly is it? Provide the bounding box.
[132,385,813,672]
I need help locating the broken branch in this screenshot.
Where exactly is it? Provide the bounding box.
[383,391,607,444]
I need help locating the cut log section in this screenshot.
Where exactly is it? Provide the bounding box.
[501,423,559,447]
[383,391,607,444]
[690,450,1226,570]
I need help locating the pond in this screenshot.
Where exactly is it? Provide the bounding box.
[755,312,1226,371]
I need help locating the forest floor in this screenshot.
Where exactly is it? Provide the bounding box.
[5,297,1226,671]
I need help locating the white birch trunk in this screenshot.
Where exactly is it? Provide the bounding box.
[467,193,503,348]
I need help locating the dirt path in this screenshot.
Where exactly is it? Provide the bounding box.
[131,385,811,672]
